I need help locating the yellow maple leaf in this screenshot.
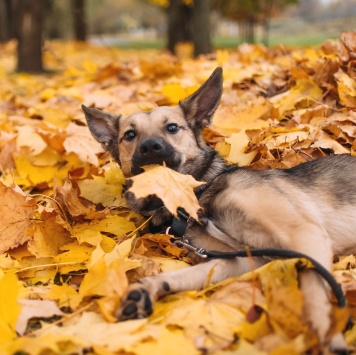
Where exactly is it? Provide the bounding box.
[73,215,136,246]
[0,254,20,269]
[132,326,198,355]
[78,258,128,305]
[39,87,56,101]
[27,216,72,258]
[129,164,204,220]
[270,78,323,119]
[40,311,152,353]
[212,100,271,135]
[28,106,72,128]
[11,152,79,188]
[237,311,272,342]
[0,271,22,344]
[13,155,59,187]
[162,83,199,105]
[224,131,258,167]
[45,283,81,310]
[52,242,94,273]
[2,333,86,355]
[333,255,356,271]
[78,162,126,207]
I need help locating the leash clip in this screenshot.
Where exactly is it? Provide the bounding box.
[173,238,208,259]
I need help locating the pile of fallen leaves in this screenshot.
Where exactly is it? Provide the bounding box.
[1,33,356,354]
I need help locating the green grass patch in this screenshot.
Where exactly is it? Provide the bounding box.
[111,33,337,51]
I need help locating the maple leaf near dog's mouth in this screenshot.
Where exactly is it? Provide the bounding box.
[131,160,180,176]
[128,164,205,220]
[131,157,182,176]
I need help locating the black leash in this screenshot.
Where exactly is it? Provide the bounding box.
[172,238,346,308]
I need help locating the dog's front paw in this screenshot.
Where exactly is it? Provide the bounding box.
[116,284,154,321]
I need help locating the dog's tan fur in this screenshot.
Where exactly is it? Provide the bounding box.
[83,67,356,349]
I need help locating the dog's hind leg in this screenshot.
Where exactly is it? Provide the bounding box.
[116,257,261,321]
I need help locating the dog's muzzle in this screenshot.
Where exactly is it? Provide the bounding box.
[131,137,181,174]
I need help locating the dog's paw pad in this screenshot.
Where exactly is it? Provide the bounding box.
[127,290,142,302]
[116,287,153,321]
[122,302,138,317]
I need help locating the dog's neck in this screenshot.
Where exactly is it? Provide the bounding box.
[189,149,235,186]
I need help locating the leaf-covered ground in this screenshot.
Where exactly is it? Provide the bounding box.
[1,34,356,354]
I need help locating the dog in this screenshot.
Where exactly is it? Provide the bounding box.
[82,67,356,350]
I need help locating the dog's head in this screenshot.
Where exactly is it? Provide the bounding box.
[82,67,222,178]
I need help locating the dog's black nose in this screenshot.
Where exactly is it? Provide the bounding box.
[140,138,165,157]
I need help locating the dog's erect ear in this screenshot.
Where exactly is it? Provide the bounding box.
[179,67,222,129]
[82,105,121,151]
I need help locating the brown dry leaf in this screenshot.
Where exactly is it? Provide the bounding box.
[129,164,205,220]
[0,132,16,171]
[0,182,37,254]
[341,32,356,55]
[54,180,109,220]
[335,70,356,108]
[322,39,349,62]
[135,233,189,260]
[311,130,350,154]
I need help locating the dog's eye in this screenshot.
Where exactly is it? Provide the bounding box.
[124,130,136,141]
[166,123,180,134]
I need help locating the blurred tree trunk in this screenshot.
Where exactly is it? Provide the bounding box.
[192,0,211,56]
[167,0,211,57]
[247,16,255,43]
[262,17,270,46]
[239,17,255,44]
[16,0,45,72]
[167,0,192,53]
[0,0,14,42]
[73,0,87,41]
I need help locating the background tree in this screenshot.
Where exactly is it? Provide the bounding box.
[152,0,212,57]
[0,0,15,42]
[213,0,298,45]
[73,0,87,41]
[10,0,88,72]
[16,0,45,72]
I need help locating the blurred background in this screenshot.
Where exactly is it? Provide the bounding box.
[1,0,356,72]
